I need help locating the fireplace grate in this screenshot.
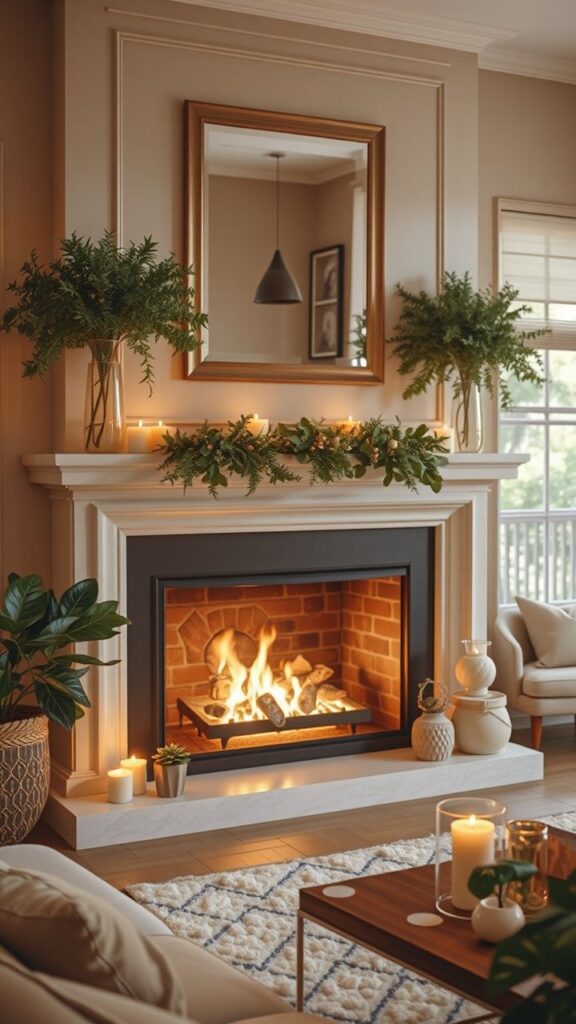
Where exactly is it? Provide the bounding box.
[177,696,372,749]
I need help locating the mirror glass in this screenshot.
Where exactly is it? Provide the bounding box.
[185,102,385,383]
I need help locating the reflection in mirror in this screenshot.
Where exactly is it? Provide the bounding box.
[185,103,385,383]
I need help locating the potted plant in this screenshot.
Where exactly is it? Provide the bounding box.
[468,860,538,943]
[0,573,129,845]
[388,271,547,452]
[487,869,576,1022]
[0,232,207,451]
[410,678,454,761]
[152,743,191,798]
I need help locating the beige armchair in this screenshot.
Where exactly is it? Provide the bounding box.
[493,605,576,750]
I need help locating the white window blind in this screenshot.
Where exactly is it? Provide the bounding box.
[500,207,576,334]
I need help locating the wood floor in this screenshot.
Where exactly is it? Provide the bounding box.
[29,723,576,891]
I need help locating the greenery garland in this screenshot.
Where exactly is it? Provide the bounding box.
[159,415,449,497]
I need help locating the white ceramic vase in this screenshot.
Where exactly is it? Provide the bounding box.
[471,896,525,944]
[452,692,512,754]
[454,639,496,695]
[411,711,455,761]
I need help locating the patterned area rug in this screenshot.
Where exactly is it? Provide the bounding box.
[127,810,576,1024]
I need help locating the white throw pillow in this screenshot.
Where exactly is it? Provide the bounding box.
[516,595,576,667]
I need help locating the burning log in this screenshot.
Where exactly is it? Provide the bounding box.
[303,665,334,687]
[287,655,313,676]
[204,703,227,719]
[317,683,347,705]
[274,675,294,702]
[256,693,286,729]
[209,675,231,702]
[297,682,317,714]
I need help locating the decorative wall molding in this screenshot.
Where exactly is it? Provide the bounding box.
[479,49,576,87]
[156,0,517,53]
[107,6,453,68]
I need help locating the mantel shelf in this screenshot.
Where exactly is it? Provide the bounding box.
[23,451,529,495]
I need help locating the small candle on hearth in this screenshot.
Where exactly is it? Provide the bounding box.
[126,420,151,453]
[120,755,147,795]
[245,414,269,437]
[451,815,495,910]
[433,425,454,452]
[107,768,133,804]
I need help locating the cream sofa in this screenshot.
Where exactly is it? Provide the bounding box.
[493,605,576,750]
[0,844,324,1024]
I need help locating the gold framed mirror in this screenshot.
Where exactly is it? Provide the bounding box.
[184,101,385,384]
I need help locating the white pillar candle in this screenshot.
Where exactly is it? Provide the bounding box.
[120,756,148,796]
[107,768,133,804]
[126,420,152,453]
[147,420,169,450]
[245,414,269,437]
[433,425,455,452]
[451,815,495,910]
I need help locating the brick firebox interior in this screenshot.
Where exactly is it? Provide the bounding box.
[164,578,402,754]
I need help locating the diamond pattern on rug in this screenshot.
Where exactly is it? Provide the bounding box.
[127,812,576,1024]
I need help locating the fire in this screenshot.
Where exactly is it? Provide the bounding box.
[210,626,351,724]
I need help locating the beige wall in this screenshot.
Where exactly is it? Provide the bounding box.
[0,0,53,582]
[55,0,478,447]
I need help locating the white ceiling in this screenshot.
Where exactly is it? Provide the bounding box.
[170,0,576,83]
[205,125,365,182]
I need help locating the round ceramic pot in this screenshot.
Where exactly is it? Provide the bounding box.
[452,691,511,755]
[0,708,50,845]
[454,653,496,695]
[471,896,525,943]
[411,711,455,761]
[154,762,187,798]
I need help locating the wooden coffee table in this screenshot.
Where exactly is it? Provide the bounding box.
[296,826,576,1020]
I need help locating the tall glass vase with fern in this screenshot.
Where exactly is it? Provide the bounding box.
[1,232,207,451]
[388,272,547,452]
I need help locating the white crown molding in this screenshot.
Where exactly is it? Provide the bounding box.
[479,48,576,86]
[166,0,517,53]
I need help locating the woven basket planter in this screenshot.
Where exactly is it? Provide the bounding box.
[0,708,50,846]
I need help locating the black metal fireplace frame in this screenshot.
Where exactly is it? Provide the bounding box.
[126,528,434,775]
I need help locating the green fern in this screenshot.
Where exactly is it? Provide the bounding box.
[1,231,207,389]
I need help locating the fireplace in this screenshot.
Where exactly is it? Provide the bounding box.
[127,527,434,772]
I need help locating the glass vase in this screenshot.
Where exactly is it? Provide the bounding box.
[505,820,549,914]
[454,379,483,453]
[84,341,125,452]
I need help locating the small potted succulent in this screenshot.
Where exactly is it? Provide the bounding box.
[152,743,191,798]
[410,678,455,761]
[468,861,538,944]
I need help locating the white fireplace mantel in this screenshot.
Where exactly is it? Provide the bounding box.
[24,452,528,799]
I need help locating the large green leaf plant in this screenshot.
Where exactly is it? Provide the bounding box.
[0,574,129,730]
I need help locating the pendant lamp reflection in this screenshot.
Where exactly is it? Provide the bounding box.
[254,152,303,305]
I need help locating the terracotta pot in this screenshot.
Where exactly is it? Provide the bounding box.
[154,762,187,798]
[471,896,525,944]
[0,708,50,846]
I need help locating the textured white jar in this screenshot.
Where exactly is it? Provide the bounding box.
[411,711,455,761]
[452,691,511,755]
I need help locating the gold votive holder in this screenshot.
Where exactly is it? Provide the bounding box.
[505,819,548,914]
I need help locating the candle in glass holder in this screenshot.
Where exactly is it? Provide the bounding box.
[245,414,269,437]
[451,814,495,909]
[120,755,148,796]
[107,768,133,804]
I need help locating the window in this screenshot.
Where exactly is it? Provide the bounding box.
[498,200,576,605]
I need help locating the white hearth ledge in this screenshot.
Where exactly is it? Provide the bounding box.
[24,451,528,805]
[44,743,543,850]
